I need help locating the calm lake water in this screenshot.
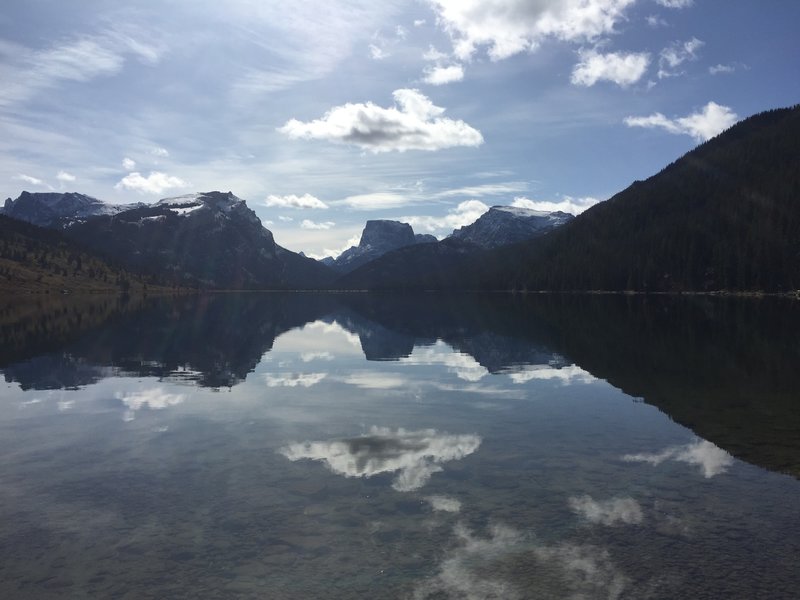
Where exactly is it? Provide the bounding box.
[0,293,798,599]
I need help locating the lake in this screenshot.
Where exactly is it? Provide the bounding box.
[0,293,798,599]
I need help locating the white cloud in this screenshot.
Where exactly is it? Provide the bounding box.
[423,64,465,85]
[414,19,427,27]
[423,45,449,61]
[278,215,294,222]
[507,363,596,384]
[341,372,408,389]
[624,101,738,142]
[569,495,644,526]
[279,426,481,492]
[425,495,462,513]
[709,63,735,75]
[265,372,327,388]
[646,15,668,27]
[571,49,650,87]
[115,171,189,194]
[14,173,46,186]
[511,195,601,215]
[337,192,409,210]
[265,193,329,209]
[395,25,408,39]
[316,232,363,260]
[122,157,137,171]
[300,219,335,230]
[656,0,693,7]
[56,170,76,182]
[658,37,704,78]
[278,88,483,152]
[435,182,528,198]
[115,387,186,422]
[401,341,489,381]
[369,43,388,60]
[151,147,169,157]
[623,439,734,478]
[300,351,334,362]
[401,199,490,235]
[428,0,636,61]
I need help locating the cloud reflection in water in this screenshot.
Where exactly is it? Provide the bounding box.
[623,439,734,478]
[279,426,481,492]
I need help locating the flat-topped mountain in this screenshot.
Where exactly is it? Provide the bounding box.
[327,219,436,273]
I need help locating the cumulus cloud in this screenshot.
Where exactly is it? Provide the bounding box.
[511,195,601,215]
[423,45,449,61]
[115,171,189,194]
[646,15,668,27]
[414,19,427,27]
[56,170,76,182]
[300,219,335,230]
[623,439,734,478]
[279,426,481,492]
[278,88,483,152]
[278,215,294,222]
[571,49,650,87]
[401,199,490,235]
[151,146,169,157]
[658,37,704,78]
[428,0,636,61]
[423,64,465,85]
[122,157,136,170]
[569,495,644,526]
[624,101,738,142]
[265,193,328,209]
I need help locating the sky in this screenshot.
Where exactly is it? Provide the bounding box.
[1,1,798,259]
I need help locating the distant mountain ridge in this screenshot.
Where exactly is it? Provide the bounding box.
[449,205,573,248]
[1,191,139,228]
[340,105,800,292]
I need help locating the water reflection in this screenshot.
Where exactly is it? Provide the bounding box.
[1,293,799,598]
[279,426,482,492]
[623,439,734,478]
[2,293,799,478]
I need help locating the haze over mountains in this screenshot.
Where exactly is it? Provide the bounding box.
[1,104,798,293]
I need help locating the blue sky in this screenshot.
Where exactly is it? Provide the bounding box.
[2,1,798,258]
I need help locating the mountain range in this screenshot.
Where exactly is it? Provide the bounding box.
[1,104,798,293]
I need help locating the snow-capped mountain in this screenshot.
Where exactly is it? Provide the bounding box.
[327,220,437,273]
[1,191,140,228]
[449,205,573,248]
[61,191,334,289]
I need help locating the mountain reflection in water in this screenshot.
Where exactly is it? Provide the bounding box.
[2,292,798,479]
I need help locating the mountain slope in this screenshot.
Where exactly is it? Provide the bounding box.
[0,215,161,294]
[341,105,800,292]
[1,191,137,228]
[450,205,573,248]
[63,191,335,289]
